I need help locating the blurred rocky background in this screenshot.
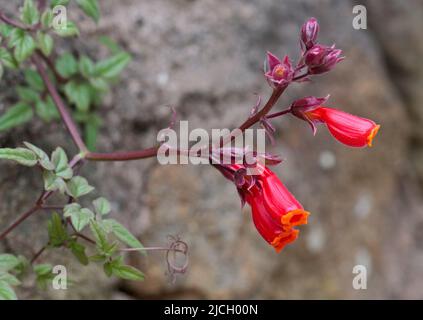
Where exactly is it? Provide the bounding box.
[1,0,423,299]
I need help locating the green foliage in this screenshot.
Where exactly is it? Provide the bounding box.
[94,52,131,79]
[35,96,60,122]
[36,32,54,56]
[0,147,37,166]
[8,28,35,62]
[0,102,33,131]
[40,9,53,28]
[0,254,20,272]
[0,254,27,300]
[55,52,78,78]
[51,147,73,179]
[0,0,146,299]
[93,197,111,216]
[64,203,94,232]
[104,256,144,281]
[51,0,70,7]
[24,69,44,91]
[33,264,54,289]
[76,0,100,23]
[48,212,68,247]
[66,176,95,198]
[54,21,79,37]
[0,281,17,300]
[64,80,92,112]
[103,219,144,250]
[68,240,89,265]
[23,142,54,170]
[0,47,18,69]
[21,0,40,26]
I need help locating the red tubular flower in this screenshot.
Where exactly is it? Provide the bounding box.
[226,164,309,252]
[304,106,381,147]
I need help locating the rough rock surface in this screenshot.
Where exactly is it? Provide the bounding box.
[1,0,422,299]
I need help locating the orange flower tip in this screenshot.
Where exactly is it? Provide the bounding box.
[271,229,299,253]
[367,124,380,147]
[281,209,310,228]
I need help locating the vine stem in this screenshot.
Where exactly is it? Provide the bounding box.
[30,245,47,264]
[0,155,83,241]
[85,147,159,161]
[120,247,186,253]
[32,54,88,153]
[266,107,292,119]
[0,10,36,31]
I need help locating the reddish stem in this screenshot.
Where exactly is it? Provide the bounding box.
[0,155,82,241]
[0,10,36,31]
[0,206,40,242]
[85,146,159,161]
[32,54,88,152]
[266,108,292,119]
[30,245,47,264]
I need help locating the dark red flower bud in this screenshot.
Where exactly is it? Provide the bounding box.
[264,52,294,87]
[304,44,344,74]
[301,17,319,50]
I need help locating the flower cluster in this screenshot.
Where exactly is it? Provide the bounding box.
[215,18,380,253]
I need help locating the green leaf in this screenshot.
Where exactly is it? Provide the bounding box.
[51,0,70,7]
[43,170,63,191]
[40,9,53,28]
[0,254,20,272]
[76,0,100,23]
[64,81,91,112]
[8,28,24,48]
[0,147,37,166]
[0,63,3,81]
[33,264,54,290]
[24,69,44,91]
[66,176,94,198]
[78,55,95,78]
[84,118,99,151]
[0,47,18,69]
[111,263,144,281]
[64,203,94,232]
[33,263,52,276]
[54,21,79,37]
[89,220,109,253]
[94,52,131,79]
[0,281,17,300]
[0,272,21,286]
[104,219,143,249]
[48,212,68,247]
[0,103,33,131]
[51,147,73,179]
[0,24,13,37]
[36,32,54,56]
[55,53,78,78]
[21,0,40,25]
[35,96,59,122]
[23,141,54,170]
[69,241,89,265]
[103,261,113,277]
[11,30,35,62]
[98,35,122,54]
[89,77,109,91]
[93,197,111,216]
[17,86,39,102]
